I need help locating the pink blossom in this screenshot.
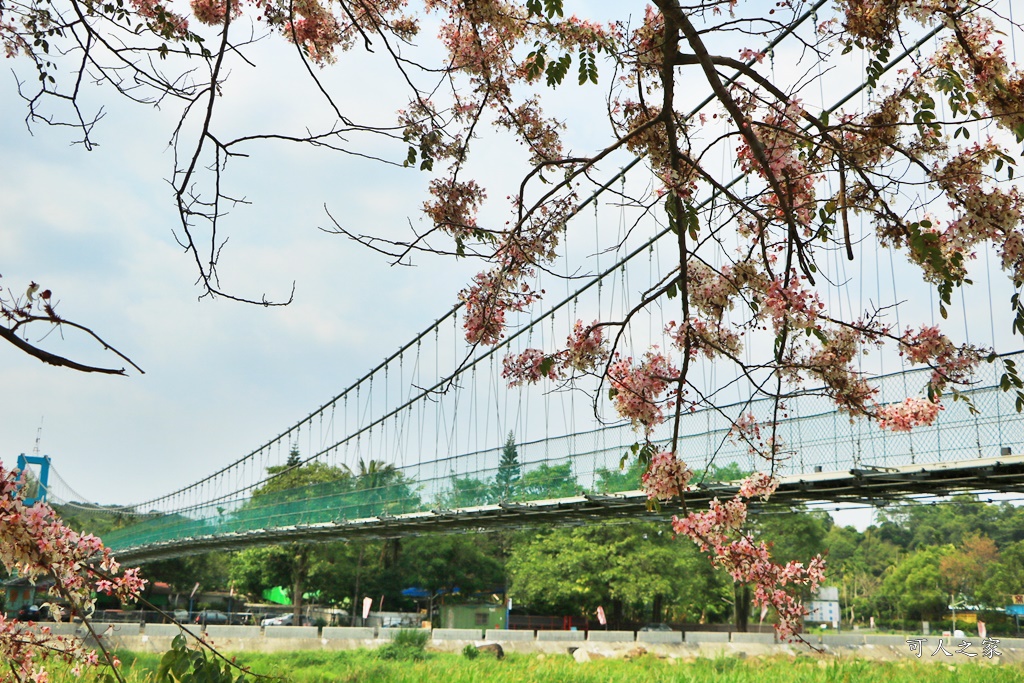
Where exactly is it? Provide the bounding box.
[607,351,679,435]
[502,348,558,386]
[876,397,943,432]
[641,451,694,501]
[0,461,146,679]
[672,478,826,641]
[565,320,608,372]
[189,0,241,26]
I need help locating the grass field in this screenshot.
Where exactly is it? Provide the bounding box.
[63,650,1022,683]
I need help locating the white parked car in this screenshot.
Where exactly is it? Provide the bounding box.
[261,613,312,627]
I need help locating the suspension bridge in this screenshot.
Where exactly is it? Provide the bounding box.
[22,0,1024,564]
[40,351,1024,564]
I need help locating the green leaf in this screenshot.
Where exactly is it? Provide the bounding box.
[526,43,547,81]
[545,53,572,86]
[685,203,699,240]
[578,50,598,85]
[543,0,564,18]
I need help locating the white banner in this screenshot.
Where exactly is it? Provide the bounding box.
[362,596,373,619]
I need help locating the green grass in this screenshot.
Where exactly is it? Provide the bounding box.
[93,651,1024,683]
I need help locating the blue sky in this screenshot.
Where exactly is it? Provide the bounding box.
[0,34,481,503]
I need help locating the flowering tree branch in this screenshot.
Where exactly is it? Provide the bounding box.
[0,280,143,375]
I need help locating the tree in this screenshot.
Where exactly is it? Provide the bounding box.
[5,0,1024,648]
[939,533,999,611]
[508,521,728,625]
[397,535,506,623]
[436,475,494,508]
[518,462,579,500]
[244,453,353,624]
[877,495,1024,549]
[344,458,421,517]
[979,540,1024,609]
[592,459,647,494]
[493,432,522,501]
[877,546,955,623]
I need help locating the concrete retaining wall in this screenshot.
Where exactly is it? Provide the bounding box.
[588,630,635,642]
[864,634,913,647]
[266,626,318,639]
[685,631,728,644]
[322,627,375,640]
[94,623,141,637]
[639,631,684,644]
[536,629,584,641]
[207,625,262,639]
[731,632,775,644]
[485,629,535,641]
[144,624,187,637]
[46,623,1024,664]
[432,629,483,641]
[820,634,867,647]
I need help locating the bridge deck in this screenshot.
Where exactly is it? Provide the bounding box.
[112,454,1024,563]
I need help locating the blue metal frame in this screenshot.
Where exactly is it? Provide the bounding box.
[15,454,50,505]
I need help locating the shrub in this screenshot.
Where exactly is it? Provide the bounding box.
[392,628,430,649]
[376,628,430,661]
[462,644,479,659]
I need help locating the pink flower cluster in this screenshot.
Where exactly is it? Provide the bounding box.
[0,462,146,680]
[672,473,826,641]
[931,141,1024,281]
[666,318,742,360]
[641,451,694,501]
[461,269,540,346]
[899,325,980,394]
[607,351,679,435]
[502,347,557,386]
[737,471,778,500]
[129,0,191,37]
[501,320,608,386]
[424,178,488,244]
[282,0,343,65]
[189,0,241,26]
[796,327,878,415]
[876,397,943,432]
[683,261,746,319]
[736,99,818,229]
[762,274,824,333]
[565,319,608,372]
[729,412,784,460]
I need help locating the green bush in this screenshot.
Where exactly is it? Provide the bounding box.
[392,629,430,649]
[376,628,430,661]
[462,644,479,659]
